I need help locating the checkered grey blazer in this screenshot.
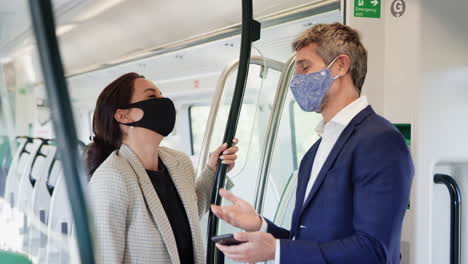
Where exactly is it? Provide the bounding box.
[88,144,216,264]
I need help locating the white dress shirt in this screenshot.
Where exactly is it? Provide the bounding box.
[260,96,369,263]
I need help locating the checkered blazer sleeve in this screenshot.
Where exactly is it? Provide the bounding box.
[89,167,129,264]
[195,166,216,217]
[195,166,234,217]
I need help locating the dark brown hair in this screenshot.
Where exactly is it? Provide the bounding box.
[292,23,368,94]
[85,72,143,176]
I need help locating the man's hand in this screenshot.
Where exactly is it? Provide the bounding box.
[216,232,276,263]
[211,188,262,232]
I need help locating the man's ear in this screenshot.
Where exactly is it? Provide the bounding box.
[335,55,351,77]
[114,109,131,124]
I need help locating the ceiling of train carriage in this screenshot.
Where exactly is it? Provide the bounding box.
[0,0,324,79]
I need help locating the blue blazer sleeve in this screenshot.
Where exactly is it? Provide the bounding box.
[279,130,414,263]
[265,218,290,239]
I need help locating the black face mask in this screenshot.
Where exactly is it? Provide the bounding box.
[118,98,176,137]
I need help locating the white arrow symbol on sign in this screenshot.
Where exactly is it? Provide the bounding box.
[371,0,379,6]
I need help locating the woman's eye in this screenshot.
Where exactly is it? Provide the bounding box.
[148,94,156,98]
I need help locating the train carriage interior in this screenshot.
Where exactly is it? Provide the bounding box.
[0,0,467,263]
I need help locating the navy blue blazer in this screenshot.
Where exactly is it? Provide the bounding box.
[266,106,414,264]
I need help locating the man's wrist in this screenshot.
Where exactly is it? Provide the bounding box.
[257,216,268,232]
[256,215,263,231]
[247,215,263,232]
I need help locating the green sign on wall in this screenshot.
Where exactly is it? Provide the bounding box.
[354,0,381,18]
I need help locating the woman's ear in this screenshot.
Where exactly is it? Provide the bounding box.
[114,109,132,124]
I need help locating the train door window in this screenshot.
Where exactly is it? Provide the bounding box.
[290,101,322,170]
[188,105,211,156]
[197,60,282,255]
[260,92,322,225]
[189,103,260,156]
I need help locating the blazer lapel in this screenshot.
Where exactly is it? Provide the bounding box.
[159,148,200,235]
[300,106,374,216]
[158,148,194,221]
[118,145,180,264]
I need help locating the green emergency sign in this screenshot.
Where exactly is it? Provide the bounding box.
[354,0,381,18]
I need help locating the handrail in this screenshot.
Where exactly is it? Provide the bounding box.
[28,1,95,263]
[46,154,58,196]
[206,0,260,263]
[434,174,462,264]
[254,55,295,213]
[196,56,285,179]
[27,140,50,187]
[14,138,32,159]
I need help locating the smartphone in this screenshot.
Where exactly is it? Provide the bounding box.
[211,234,245,246]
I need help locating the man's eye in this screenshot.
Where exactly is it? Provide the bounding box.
[148,94,156,98]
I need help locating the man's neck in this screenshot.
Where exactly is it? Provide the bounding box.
[321,93,359,124]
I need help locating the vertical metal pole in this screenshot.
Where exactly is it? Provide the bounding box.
[206,0,260,263]
[28,1,95,263]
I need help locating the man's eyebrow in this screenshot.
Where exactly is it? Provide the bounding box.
[144,88,157,93]
[296,59,309,65]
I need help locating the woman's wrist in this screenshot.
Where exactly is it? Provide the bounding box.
[207,163,216,172]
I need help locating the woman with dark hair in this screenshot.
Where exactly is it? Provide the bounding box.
[87,72,238,264]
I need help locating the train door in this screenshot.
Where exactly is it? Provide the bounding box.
[200,4,342,263]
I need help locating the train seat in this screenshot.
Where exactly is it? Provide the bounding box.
[29,147,58,258]
[5,139,42,209]
[4,138,33,208]
[16,141,54,251]
[46,162,74,264]
[17,142,53,212]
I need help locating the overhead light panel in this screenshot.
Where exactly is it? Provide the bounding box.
[56,24,76,36]
[76,0,126,21]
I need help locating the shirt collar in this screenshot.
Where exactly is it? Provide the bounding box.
[315,96,369,137]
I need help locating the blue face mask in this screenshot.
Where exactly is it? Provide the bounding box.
[290,57,340,112]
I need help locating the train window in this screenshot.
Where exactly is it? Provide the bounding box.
[188,105,210,155]
[189,103,260,156]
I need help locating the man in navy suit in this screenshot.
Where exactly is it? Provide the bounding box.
[211,23,414,263]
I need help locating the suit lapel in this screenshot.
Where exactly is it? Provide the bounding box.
[119,145,180,264]
[299,106,375,216]
[295,140,321,214]
[290,139,321,237]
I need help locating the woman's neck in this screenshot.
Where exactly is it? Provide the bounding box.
[123,131,162,171]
